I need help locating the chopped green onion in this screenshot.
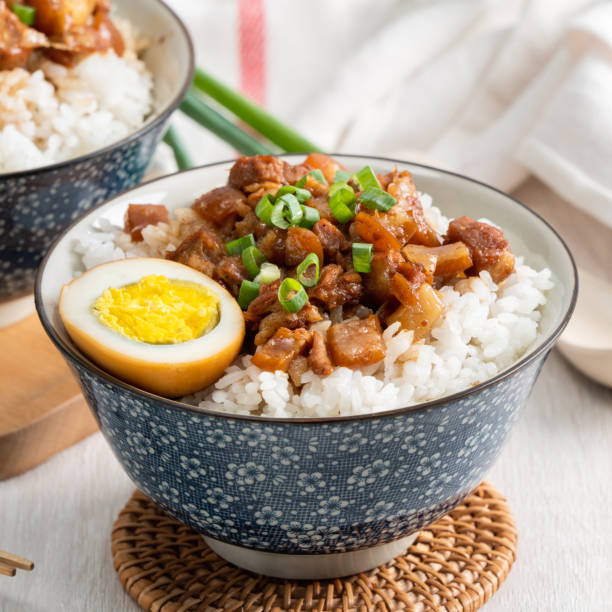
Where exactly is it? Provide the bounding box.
[255,195,274,225]
[238,280,260,310]
[226,233,256,255]
[309,169,328,185]
[270,194,303,229]
[334,170,351,183]
[328,181,356,223]
[329,200,356,224]
[298,205,320,229]
[275,184,312,203]
[254,262,281,284]
[278,278,308,313]
[242,246,266,278]
[358,187,397,212]
[12,4,36,26]
[296,253,320,288]
[295,169,328,188]
[352,243,373,273]
[270,202,290,229]
[353,166,381,191]
[329,181,352,197]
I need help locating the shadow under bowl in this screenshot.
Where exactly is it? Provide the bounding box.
[35,155,577,579]
[0,0,193,314]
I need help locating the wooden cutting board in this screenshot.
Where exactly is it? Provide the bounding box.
[0,314,98,481]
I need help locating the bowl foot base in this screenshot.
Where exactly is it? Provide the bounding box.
[203,533,418,579]
[0,294,34,329]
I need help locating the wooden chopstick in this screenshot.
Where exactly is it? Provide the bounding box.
[0,562,16,577]
[0,549,34,577]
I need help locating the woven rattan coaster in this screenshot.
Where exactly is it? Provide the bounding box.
[111,482,516,612]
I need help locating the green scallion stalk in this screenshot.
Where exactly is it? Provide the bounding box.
[296,253,320,287]
[295,169,328,188]
[298,205,320,229]
[353,166,381,190]
[254,262,281,284]
[180,89,273,156]
[226,233,255,255]
[162,126,194,171]
[275,184,312,203]
[358,187,397,212]
[242,245,267,278]
[329,182,356,223]
[255,195,274,225]
[193,67,321,153]
[238,280,260,310]
[278,278,308,313]
[12,4,36,25]
[352,243,373,273]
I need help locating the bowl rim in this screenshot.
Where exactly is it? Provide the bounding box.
[35,153,579,424]
[0,0,194,181]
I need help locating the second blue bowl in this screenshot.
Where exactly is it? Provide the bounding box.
[0,0,193,308]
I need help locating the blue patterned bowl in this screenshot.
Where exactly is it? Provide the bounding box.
[36,155,577,579]
[0,0,193,322]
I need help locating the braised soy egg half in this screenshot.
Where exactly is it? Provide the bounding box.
[59,258,245,397]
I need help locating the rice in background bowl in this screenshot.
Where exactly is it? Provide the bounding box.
[35,156,577,578]
[0,18,152,173]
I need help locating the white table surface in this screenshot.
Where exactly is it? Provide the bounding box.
[1,179,612,611]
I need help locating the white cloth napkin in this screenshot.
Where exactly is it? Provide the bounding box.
[163,0,612,228]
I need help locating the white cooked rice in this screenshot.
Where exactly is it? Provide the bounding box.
[74,193,553,418]
[0,20,152,173]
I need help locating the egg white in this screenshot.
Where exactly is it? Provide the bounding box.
[59,258,245,397]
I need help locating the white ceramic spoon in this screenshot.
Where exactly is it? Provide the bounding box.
[558,267,612,388]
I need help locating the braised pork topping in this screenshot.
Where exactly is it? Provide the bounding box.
[0,0,125,70]
[125,155,517,379]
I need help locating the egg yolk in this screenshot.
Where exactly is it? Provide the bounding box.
[92,275,220,344]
